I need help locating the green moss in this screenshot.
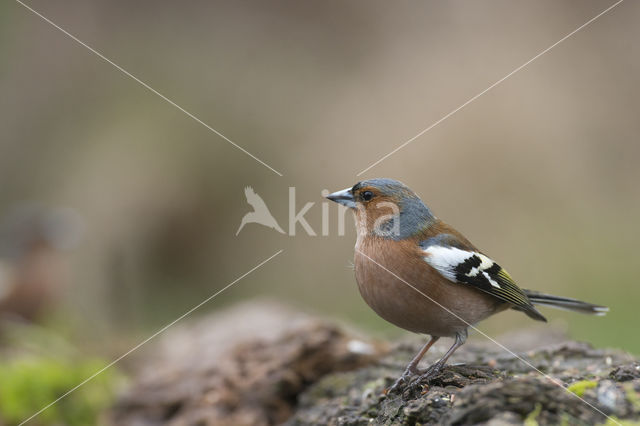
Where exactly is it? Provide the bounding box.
[604,416,640,426]
[624,383,640,412]
[523,403,542,426]
[0,357,122,426]
[567,380,598,397]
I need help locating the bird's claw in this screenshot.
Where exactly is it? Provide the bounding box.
[386,373,411,395]
[386,366,424,394]
[407,364,443,390]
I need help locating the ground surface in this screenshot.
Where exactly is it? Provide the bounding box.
[111,302,640,425]
[288,339,639,425]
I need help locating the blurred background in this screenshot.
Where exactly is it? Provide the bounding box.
[1,0,639,423]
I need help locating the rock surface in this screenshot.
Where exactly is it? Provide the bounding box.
[288,339,640,425]
[111,303,640,425]
[110,302,385,426]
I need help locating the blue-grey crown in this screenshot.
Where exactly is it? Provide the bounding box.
[355,178,436,239]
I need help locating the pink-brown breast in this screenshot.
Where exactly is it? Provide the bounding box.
[354,233,506,337]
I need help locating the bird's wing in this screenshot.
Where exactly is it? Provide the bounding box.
[419,234,545,321]
[244,186,268,210]
[244,186,257,205]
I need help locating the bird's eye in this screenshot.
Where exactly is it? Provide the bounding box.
[361,191,374,201]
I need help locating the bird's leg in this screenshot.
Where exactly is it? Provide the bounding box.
[387,336,439,394]
[413,329,468,386]
[406,336,440,375]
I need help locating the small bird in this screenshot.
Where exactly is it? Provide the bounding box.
[326,178,608,392]
[236,186,285,235]
[0,204,84,322]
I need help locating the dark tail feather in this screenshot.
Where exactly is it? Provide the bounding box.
[513,304,548,322]
[523,290,609,316]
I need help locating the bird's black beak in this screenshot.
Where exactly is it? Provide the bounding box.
[326,188,356,209]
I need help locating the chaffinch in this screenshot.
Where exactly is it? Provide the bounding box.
[326,178,608,392]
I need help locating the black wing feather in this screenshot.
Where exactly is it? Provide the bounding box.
[420,235,546,322]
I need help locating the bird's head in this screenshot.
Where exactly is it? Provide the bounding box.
[326,178,435,239]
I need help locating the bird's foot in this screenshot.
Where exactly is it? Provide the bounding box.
[385,365,425,394]
[407,363,444,391]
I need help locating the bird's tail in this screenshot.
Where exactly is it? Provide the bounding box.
[523,289,609,316]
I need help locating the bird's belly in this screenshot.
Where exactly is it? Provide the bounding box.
[354,252,498,337]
